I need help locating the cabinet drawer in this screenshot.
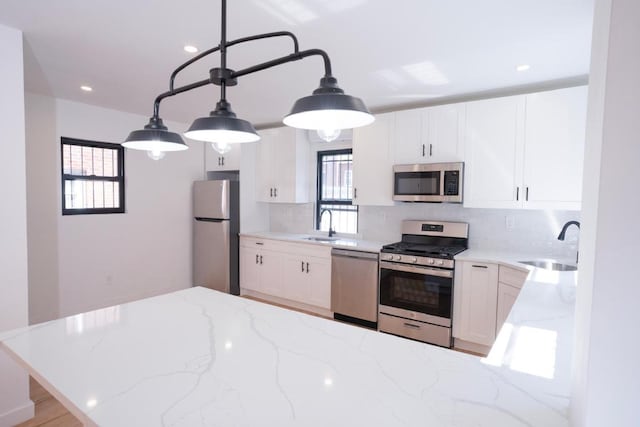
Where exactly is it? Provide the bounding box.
[498,266,529,288]
[379,313,451,348]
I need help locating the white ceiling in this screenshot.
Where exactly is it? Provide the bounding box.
[1,0,594,128]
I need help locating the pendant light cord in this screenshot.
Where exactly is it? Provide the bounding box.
[219,0,227,102]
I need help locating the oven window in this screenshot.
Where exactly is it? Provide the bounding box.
[394,171,440,196]
[379,267,452,319]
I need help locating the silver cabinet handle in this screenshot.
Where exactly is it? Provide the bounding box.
[472,264,488,269]
[306,262,309,273]
[255,254,259,264]
[354,188,357,199]
[526,187,529,201]
[403,322,421,329]
[255,242,264,246]
[259,255,263,265]
[301,261,304,272]
[270,188,273,197]
[221,156,224,166]
[429,143,433,156]
[274,188,277,197]
[422,144,425,157]
[516,187,520,201]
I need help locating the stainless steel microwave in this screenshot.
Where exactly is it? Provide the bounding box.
[393,162,464,203]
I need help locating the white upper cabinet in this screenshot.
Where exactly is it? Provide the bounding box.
[255,127,309,203]
[205,143,241,171]
[352,112,395,206]
[393,104,465,165]
[463,95,525,209]
[463,86,587,210]
[522,86,588,210]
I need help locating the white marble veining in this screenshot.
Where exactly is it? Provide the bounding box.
[1,270,575,427]
[240,231,384,253]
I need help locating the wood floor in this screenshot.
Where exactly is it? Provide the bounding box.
[15,377,80,427]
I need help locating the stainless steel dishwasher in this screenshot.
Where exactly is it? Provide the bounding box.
[331,248,379,329]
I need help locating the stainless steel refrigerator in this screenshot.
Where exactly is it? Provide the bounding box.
[193,179,240,295]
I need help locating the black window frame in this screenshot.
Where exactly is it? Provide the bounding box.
[315,148,358,233]
[61,137,125,215]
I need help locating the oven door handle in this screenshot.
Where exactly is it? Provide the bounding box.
[380,261,453,278]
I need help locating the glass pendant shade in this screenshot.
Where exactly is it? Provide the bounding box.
[211,141,232,155]
[283,76,374,130]
[317,128,341,142]
[123,117,188,152]
[184,100,260,143]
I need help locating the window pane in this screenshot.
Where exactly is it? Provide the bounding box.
[63,180,120,210]
[318,204,358,234]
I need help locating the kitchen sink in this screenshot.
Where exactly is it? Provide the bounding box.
[304,236,338,243]
[519,260,578,271]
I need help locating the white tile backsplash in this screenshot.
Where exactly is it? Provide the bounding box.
[269,203,581,259]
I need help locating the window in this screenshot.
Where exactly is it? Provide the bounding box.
[316,149,358,234]
[61,137,125,215]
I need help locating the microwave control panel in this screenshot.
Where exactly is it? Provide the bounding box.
[443,170,460,196]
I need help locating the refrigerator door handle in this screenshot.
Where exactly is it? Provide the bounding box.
[194,217,225,222]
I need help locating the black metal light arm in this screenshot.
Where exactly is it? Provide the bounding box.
[230,48,332,80]
[153,78,211,118]
[169,31,300,91]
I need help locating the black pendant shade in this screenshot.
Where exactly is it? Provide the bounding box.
[122,116,188,152]
[283,76,374,130]
[184,100,260,143]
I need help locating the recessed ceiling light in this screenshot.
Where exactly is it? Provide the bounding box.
[184,45,198,54]
[516,64,531,72]
[80,85,93,92]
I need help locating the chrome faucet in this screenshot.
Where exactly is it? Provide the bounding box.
[558,221,580,263]
[319,209,336,237]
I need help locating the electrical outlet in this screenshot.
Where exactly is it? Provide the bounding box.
[505,215,515,230]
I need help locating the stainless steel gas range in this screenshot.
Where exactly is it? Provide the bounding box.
[378,220,469,348]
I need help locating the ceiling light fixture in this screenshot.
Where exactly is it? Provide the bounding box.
[184,45,198,53]
[80,85,93,92]
[516,64,531,72]
[123,0,373,154]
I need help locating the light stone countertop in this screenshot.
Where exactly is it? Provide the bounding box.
[0,255,577,427]
[240,230,385,253]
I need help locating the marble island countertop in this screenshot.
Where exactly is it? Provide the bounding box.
[1,258,577,427]
[240,230,385,253]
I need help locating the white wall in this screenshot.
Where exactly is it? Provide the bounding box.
[572,0,640,424]
[25,93,60,324]
[0,24,34,427]
[55,99,205,316]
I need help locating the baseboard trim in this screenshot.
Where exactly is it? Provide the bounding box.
[0,399,34,427]
[453,338,491,356]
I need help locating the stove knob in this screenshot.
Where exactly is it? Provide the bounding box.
[411,257,418,264]
[385,254,393,261]
[437,259,444,266]
[395,255,402,261]
[428,259,435,265]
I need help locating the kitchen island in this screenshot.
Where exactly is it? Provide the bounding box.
[0,268,576,426]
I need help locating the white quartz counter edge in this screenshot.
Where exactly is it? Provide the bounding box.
[240,231,384,253]
[455,248,575,272]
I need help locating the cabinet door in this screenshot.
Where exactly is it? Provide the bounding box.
[255,128,276,202]
[352,112,395,206]
[393,108,425,164]
[496,282,520,335]
[426,103,465,163]
[523,86,587,210]
[272,128,309,204]
[463,96,525,208]
[259,250,284,297]
[305,256,331,309]
[205,143,241,171]
[455,261,499,346]
[239,246,261,293]
[281,253,308,303]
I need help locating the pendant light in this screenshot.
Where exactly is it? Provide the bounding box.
[122,0,373,154]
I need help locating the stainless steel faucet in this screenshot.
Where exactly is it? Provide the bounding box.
[558,221,580,263]
[319,209,336,237]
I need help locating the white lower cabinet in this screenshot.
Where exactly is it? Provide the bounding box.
[454,261,499,346]
[240,237,331,311]
[453,260,528,350]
